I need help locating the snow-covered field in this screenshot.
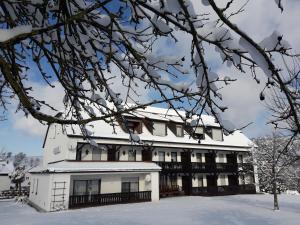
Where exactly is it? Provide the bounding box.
[1,194,300,225]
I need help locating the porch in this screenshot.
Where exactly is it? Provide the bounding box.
[69,191,151,209]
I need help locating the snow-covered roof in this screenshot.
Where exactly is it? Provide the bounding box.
[0,160,14,175]
[29,161,161,173]
[64,105,253,149]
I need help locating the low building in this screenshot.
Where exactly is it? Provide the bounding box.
[29,106,258,212]
[0,160,13,192]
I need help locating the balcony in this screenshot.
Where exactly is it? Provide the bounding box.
[159,185,182,197]
[156,162,183,173]
[216,163,237,173]
[191,184,256,196]
[191,162,215,173]
[69,191,151,209]
[238,163,254,172]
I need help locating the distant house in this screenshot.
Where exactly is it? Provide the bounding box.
[0,160,14,192]
[29,106,258,212]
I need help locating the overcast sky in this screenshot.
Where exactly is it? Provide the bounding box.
[1,0,300,156]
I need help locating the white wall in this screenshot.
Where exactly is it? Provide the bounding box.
[0,175,11,191]
[43,124,71,166]
[29,174,51,211]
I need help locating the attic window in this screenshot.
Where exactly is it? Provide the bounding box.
[153,122,167,136]
[193,127,205,140]
[127,120,142,134]
[175,125,183,137]
[207,127,223,141]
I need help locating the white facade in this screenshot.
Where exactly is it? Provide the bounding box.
[29,105,257,212]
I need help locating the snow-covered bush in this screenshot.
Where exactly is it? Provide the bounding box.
[9,167,25,195]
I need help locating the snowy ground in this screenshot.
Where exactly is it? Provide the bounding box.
[1,194,300,225]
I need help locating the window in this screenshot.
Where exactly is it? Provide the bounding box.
[73,180,101,196]
[219,175,227,186]
[212,128,223,141]
[31,178,35,194]
[92,148,101,161]
[171,152,177,162]
[153,122,166,136]
[158,151,165,161]
[198,175,204,187]
[193,127,205,140]
[35,179,39,195]
[238,155,243,163]
[170,176,177,186]
[127,120,142,134]
[121,177,139,192]
[196,153,202,163]
[218,154,226,163]
[128,150,136,161]
[175,125,183,137]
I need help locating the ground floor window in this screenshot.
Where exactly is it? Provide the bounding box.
[218,175,227,186]
[198,175,204,187]
[73,180,101,195]
[170,176,177,186]
[121,177,139,192]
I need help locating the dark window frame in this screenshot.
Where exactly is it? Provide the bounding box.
[171,152,177,162]
[73,179,101,196]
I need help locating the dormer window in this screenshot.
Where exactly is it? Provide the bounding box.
[175,125,183,137]
[207,127,223,141]
[193,127,205,140]
[127,120,142,134]
[153,122,167,136]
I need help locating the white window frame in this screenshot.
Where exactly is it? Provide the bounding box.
[153,122,166,136]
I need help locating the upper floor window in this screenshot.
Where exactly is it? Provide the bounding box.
[196,153,202,163]
[128,150,136,161]
[175,125,183,137]
[127,120,142,134]
[238,155,243,163]
[158,151,165,161]
[153,122,167,136]
[171,152,177,162]
[193,126,205,140]
[207,127,223,141]
[218,153,226,163]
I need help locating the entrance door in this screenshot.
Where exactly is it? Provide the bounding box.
[206,175,217,194]
[182,176,192,195]
[228,175,238,186]
[107,148,116,161]
[142,150,152,161]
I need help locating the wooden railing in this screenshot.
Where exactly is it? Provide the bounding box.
[69,191,151,209]
[216,163,237,172]
[191,162,215,172]
[156,162,183,172]
[238,163,254,172]
[192,184,256,196]
[157,161,241,173]
[160,185,180,193]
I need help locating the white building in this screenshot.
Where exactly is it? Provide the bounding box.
[0,160,13,192]
[29,106,257,212]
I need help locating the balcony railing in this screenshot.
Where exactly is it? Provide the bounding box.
[191,162,215,172]
[238,163,254,172]
[191,184,256,196]
[160,185,180,193]
[216,163,237,172]
[69,191,151,209]
[156,162,183,172]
